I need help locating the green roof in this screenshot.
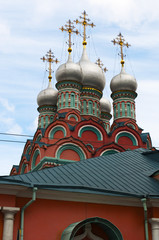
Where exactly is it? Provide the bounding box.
[1,148,159,198]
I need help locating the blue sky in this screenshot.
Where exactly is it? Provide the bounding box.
[0,0,159,175]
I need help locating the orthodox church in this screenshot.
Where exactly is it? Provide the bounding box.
[0,11,159,240]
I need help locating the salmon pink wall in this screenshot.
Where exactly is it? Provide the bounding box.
[12,198,150,240]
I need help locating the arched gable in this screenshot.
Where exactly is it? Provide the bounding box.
[65,109,81,123]
[49,125,67,139]
[36,134,42,142]
[78,125,103,141]
[56,143,86,161]
[21,163,27,174]
[26,145,31,155]
[115,131,138,146]
[68,114,78,122]
[101,149,120,156]
[31,149,41,169]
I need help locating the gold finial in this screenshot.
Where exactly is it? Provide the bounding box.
[111,33,131,67]
[75,10,95,47]
[41,49,59,82]
[60,19,79,54]
[95,58,108,72]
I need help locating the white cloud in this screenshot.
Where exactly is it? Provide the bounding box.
[136,80,159,149]
[0,115,22,135]
[7,123,22,135]
[88,0,159,28]
[0,97,15,112]
[0,98,22,135]
[0,22,10,36]
[27,116,38,133]
[0,144,24,175]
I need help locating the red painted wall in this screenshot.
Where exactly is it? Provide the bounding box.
[117,136,133,148]
[0,194,16,207]
[54,130,65,140]
[60,149,81,161]
[12,197,151,240]
[81,130,98,142]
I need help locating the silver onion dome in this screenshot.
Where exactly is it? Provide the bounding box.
[100,97,111,113]
[37,81,58,107]
[110,67,137,93]
[78,48,105,92]
[56,54,82,83]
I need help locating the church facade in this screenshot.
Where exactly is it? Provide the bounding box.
[0,11,159,240]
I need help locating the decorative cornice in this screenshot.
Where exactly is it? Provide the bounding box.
[111,90,137,100]
[101,112,112,120]
[81,87,102,99]
[32,157,75,171]
[56,80,82,91]
[38,105,57,113]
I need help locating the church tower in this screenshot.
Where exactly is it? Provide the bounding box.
[110,33,137,125]
[76,11,105,119]
[37,50,58,128]
[56,20,82,114]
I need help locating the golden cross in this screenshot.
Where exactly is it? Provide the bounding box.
[75,10,95,46]
[111,33,131,67]
[41,49,59,82]
[96,58,108,72]
[60,19,79,53]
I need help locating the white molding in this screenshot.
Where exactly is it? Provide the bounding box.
[2,207,20,240]
[149,218,159,240]
[0,184,159,208]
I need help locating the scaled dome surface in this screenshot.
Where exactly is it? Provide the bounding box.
[78,48,105,92]
[100,97,111,113]
[56,54,82,83]
[110,67,137,93]
[37,81,58,107]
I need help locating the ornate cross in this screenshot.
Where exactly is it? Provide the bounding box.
[111,33,131,67]
[60,19,79,53]
[75,10,95,46]
[41,49,59,82]
[96,58,108,72]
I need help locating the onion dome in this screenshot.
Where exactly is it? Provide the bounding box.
[37,81,58,107]
[78,47,105,92]
[56,54,82,83]
[110,67,137,93]
[100,97,111,113]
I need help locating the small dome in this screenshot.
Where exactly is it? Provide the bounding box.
[79,48,105,92]
[56,54,82,83]
[110,67,137,93]
[100,97,111,113]
[37,81,58,107]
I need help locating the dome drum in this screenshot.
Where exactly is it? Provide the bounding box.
[56,80,82,91]
[81,87,103,100]
[111,90,137,101]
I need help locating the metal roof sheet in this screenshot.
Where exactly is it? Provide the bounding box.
[1,148,159,198]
